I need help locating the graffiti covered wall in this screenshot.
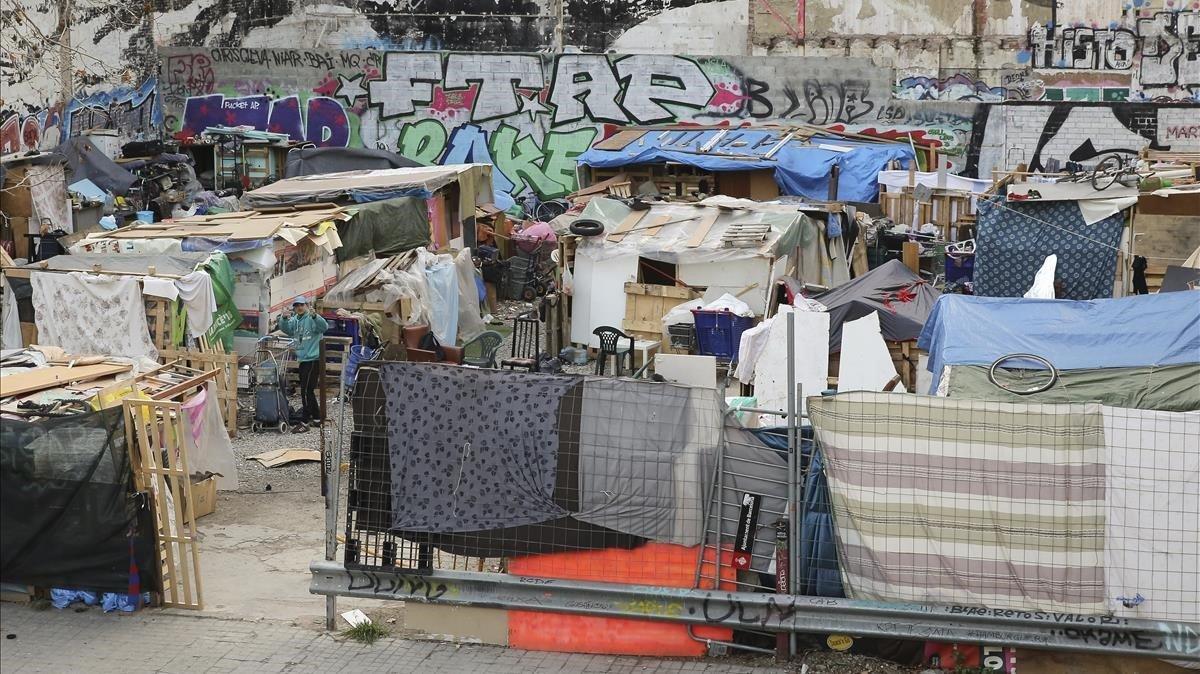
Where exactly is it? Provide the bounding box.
[160,48,892,197]
[0,79,162,154]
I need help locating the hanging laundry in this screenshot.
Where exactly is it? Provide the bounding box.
[380,362,578,532]
[141,276,179,301]
[174,271,217,338]
[30,271,159,360]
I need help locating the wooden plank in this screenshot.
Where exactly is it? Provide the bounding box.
[0,362,131,396]
[606,210,647,243]
[642,215,673,238]
[124,399,203,610]
[902,241,920,275]
[623,282,694,299]
[686,208,721,248]
[851,227,869,277]
[591,129,646,151]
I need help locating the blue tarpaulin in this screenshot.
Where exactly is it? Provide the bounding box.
[918,293,1200,393]
[576,130,914,203]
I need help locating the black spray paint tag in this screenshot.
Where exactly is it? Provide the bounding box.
[733,492,761,570]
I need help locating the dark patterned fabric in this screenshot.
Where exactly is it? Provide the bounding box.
[973,197,1125,300]
[380,362,579,532]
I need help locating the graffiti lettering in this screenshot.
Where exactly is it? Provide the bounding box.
[1027,11,1200,90]
[1,78,160,154]
[1167,124,1200,139]
[179,94,349,146]
[613,54,715,124]
[896,74,1006,102]
[345,570,449,601]
[782,80,875,124]
[548,54,628,126]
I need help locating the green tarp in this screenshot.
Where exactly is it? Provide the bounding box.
[199,252,239,352]
[946,364,1200,412]
[336,197,430,262]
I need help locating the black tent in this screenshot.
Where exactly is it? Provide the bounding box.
[283,147,420,178]
[815,260,940,352]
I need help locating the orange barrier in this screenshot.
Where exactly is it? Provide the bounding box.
[508,543,738,656]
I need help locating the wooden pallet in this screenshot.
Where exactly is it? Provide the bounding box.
[622,282,699,355]
[145,297,178,353]
[124,398,203,611]
[158,342,239,438]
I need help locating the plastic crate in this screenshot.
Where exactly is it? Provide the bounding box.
[666,323,696,352]
[691,309,755,361]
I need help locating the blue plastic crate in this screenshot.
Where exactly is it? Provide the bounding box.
[691,309,755,361]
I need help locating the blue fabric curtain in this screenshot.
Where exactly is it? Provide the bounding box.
[973,197,1125,300]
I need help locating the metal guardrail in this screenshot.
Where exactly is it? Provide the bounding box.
[310,561,1200,661]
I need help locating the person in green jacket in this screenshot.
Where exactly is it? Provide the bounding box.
[278,296,329,425]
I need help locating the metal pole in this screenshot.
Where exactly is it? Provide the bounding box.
[323,343,348,631]
[785,310,797,659]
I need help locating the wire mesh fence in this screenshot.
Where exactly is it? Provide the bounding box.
[326,358,1200,657]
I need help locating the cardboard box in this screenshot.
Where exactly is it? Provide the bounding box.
[184,474,218,522]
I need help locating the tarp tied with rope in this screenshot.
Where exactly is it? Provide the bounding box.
[972,197,1126,300]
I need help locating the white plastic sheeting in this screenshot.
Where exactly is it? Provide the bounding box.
[752,305,829,420]
[836,312,904,393]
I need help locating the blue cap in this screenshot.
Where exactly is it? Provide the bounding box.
[292,296,308,305]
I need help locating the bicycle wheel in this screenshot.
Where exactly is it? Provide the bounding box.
[1091,154,1124,191]
[987,353,1059,395]
[534,199,568,222]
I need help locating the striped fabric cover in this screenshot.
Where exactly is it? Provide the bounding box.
[808,392,1107,614]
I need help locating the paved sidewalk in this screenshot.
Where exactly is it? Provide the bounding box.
[0,604,789,674]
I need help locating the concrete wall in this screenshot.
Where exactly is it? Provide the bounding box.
[1,0,1195,193]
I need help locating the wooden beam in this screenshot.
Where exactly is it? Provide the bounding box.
[607,210,648,243]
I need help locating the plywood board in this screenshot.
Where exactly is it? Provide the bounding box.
[653,354,718,388]
[606,211,647,243]
[592,130,646,152]
[686,209,721,247]
[0,362,131,397]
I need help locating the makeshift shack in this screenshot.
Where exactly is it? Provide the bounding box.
[242,164,493,251]
[566,196,810,350]
[576,126,918,204]
[67,205,348,355]
[1,347,230,610]
[918,292,1200,410]
[808,259,940,392]
[0,151,73,261]
[2,253,240,434]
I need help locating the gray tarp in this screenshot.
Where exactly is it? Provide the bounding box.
[284,147,420,178]
[712,425,790,574]
[336,197,430,262]
[946,363,1200,412]
[815,259,940,351]
[574,378,720,546]
[51,137,136,196]
[380,362,579,532]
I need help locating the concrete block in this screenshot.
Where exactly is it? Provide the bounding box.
[405,603,509,646]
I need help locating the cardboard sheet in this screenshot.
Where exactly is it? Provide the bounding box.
[248,448,322,468]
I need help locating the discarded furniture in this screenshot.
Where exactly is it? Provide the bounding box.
[462,330,503,369]
[500,311,540,372]
[593,326,635,376]
[401,324,463,364]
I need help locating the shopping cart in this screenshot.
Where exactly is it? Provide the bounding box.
[251,336,295,434]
